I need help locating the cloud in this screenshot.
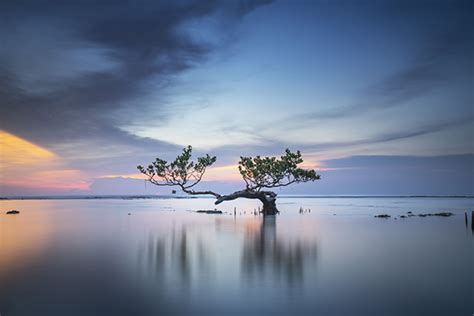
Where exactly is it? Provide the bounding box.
[301,115,474,151]
[0,0,272,149]
[0,0,273,183]
[214,114,473,158]
[1,0,471,196]
[312,153,474,195]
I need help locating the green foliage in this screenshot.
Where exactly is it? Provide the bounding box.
[137,145,216,189]
[138,146,320,194]
[238,149,320,190]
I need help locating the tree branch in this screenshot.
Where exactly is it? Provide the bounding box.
[215,189,276,205]
[180,185,221,198]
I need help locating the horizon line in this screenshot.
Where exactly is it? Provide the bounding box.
[1,194,473,201]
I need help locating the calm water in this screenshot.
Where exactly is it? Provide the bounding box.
[0,197,472,315]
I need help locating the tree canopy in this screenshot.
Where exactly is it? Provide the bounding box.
[137,145,219,197]
[138,146,320,215]
[238,149,320,190]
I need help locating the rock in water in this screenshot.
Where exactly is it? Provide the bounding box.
[6,210,20,215]
[374,214,391,218]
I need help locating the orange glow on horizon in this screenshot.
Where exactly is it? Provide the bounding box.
[0,130,89,192]
[205,164,242,181]
[0,130,56,163]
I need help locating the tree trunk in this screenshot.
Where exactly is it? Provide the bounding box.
[215,189,279,216]
[260,196,279,216]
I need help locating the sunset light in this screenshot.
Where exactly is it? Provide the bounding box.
[0,1,472,315]
[0,130,88,193]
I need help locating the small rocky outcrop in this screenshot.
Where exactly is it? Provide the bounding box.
[374,214,391,218]
[6,210,20,215]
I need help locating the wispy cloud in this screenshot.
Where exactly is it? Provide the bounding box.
[300,115,474,151]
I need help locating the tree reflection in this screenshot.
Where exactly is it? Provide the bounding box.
[241,217,318,284]
[139,216,318,288]
[139,226,211,287]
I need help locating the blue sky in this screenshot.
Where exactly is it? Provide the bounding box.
[0,0,472,196]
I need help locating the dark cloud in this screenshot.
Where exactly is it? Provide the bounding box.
[0,0,272,148]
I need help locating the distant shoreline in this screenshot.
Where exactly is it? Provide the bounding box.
[1,195,473,201]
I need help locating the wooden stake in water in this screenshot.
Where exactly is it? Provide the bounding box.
[234,207,236,217]
[465,212,468,227]
[471,211,474,232]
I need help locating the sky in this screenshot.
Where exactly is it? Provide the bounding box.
[0,0,473,196]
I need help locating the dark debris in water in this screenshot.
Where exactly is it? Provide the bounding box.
[5,210,20,215]
[196,210,223,214]
[375,212,454,219]
[418,212,454,217]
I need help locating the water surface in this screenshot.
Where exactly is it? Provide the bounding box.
[0,197,472,315]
